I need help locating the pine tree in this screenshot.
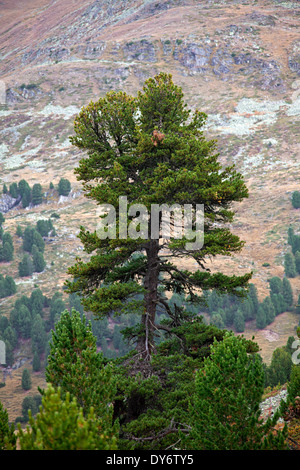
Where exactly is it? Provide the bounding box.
[32,230,45,253]
[183,333,287,450]
[233,308,245,332]
[282,277,293,309]
[22,227,44,253]
[22,368,32,390]
[31,314,46,355]
[3,326,17,349]
[0,400,16,450]
[292,191,300,209]
[2,275,16,297]
[18,253,34,277]
[2,241,13,262]
[248,283,259,315]
[20,395,41,423]
[269,276,283,294]
[22,226,34,252]
[267,347,293,387]
[66,72,251,358]
[287,364,300,404]
[256,305,267,329]
[21,186,31,208]
[31,183,43,206]
[284,252,297,278]
[32,351,41,372]
[288,226,294,247]
[32,244,46,273]
[58,178,71,196]
[295,251,300,274]
[0,315,9,333]
[30,288,45,317]
[296,294,300,314]
[17,385,118,450]
[10,303,32,339]
[263,296,275,325]
[16,225,23,237]
[45,309,117,436]
[18,179,30,198]
[36,218,54,237]
[9,182,18,198]
[270,293,281,315]
[49,294,66,325]
[291,234,300,255]
[278,293,287,313]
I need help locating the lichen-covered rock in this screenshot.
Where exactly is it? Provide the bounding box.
[122,39,157,63]
[0,194,21,213]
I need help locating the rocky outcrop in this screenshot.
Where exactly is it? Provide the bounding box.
[288,41,300,76]
[0,194,21,213]
[6,84,43,104]
[22,46,70,67]
[171,40,284,91]
[123,39,157,63]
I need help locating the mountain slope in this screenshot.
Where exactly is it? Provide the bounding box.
[0,0,299,420]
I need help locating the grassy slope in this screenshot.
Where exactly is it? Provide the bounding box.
[0,0,299,421]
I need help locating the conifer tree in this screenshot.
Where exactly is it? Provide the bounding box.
[10,303,32,339]
[3,325,18,350]
[32,351,41,372]
[269,276,283,295]
[233,308,245,332]
[284,252,297,278]
[66,72,251,358]
[0,400,16,450]
[183,333,287,450]
[17,385,117,450]
[22,227,44,253]
[16,224,23,237]
[45,309,117,437]
[295,251,300,274]
[2,241,13,262]
[58,178,71,196]
[18,253,34,277]
[30,288,45,317]
[263,296,275,325]
[256,305,267,329]
[31,314,47,355]
[4,275,16,296]
[291,234,300,255]
[31,183,43,206]
[32,244,46,273]
[292,191,300,209]
[21,185,31,208]
[277,293,287,313]
[296,294,300,314]
[9,182,18,199]
[287,364,300,404]
[266,347,293,387]
[282,277,293,309]
[22,368,32,391]
[288,226,294,246]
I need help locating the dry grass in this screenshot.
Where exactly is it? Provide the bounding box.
[0,0,299,423]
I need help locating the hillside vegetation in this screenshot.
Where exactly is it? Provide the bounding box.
[0,0,299,449]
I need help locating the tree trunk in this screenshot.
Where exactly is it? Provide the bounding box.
[137,238,160,358]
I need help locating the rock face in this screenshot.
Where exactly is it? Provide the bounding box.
[0,195,21,214]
